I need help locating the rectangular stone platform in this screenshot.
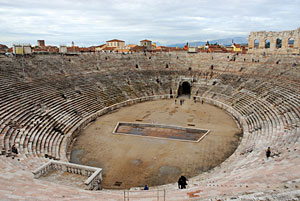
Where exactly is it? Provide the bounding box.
[113,122,210,142]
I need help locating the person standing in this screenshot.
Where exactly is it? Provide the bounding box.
[178,176,188,189]
[11,144,18,155]
[266,147,271,159]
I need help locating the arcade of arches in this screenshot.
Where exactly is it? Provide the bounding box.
[248,27,300,54]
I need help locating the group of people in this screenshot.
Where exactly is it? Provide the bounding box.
[144,176,188,190]
[143,147,272,191]
[174,99,185,105]
[175,98,204,105]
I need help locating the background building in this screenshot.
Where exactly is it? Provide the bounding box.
[232,44,242,53]
[37,40,45,47]
[188,46,198,53]
[59,46,67,54]
[0,44,8,54]
[106,39,125,48]
[13,44,32,55]
[140,39,152,50]
[95,44,107,52]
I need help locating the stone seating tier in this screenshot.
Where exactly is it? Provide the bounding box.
[0,53,299,200]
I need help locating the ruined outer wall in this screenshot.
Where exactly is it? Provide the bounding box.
[248,27,300,54]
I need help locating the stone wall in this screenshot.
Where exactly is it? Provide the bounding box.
[248,27,300,54]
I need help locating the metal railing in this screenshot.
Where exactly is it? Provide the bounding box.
[124,189,165,201]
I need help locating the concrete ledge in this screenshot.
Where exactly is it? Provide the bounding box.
[32,160,102,190]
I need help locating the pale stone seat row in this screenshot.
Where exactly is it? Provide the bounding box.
[184,76,299,197]
[0,53,299,200]
[0,70,174,161]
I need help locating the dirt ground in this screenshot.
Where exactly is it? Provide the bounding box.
[71,99,242,189]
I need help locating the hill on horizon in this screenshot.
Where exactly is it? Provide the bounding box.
[167,37,248,47]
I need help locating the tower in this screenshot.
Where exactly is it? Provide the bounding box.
[37,40,45,47]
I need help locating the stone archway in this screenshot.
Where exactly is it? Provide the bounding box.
[248,28,300,54]
[276,38,282,48]
[288,38,294,48]
[265,39,271,48]
[178,81,191,97]
[254,39,259,48]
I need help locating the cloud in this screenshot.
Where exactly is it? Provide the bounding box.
[0,0,299,46]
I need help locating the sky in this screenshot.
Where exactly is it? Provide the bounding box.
[0,0,299,47]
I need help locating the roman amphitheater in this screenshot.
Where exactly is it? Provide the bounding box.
[1,29,300,201]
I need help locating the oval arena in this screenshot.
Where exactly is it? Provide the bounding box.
[1,41,300,200]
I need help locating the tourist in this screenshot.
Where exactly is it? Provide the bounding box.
[201,100,204,104]
[175,99,177,104]
[11,144,18,156]
[144,185,149,190]
[178,176,188,189]
[266,147,271,159]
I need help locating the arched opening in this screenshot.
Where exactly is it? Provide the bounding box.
[288,38,294,48]
[178,81,191,97]
[276,38,282,48]
[254,39,259,48]
[265,39,270,48]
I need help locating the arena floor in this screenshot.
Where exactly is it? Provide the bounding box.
[71,99,242,189]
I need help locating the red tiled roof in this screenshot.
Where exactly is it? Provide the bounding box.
[96,44,106,48]
[78,47,89,52]
[233,44,241,48]
[0,44,8,49]
[106,39,125,42]
[88,46,96,51]
[33,46,59,52]
[103,47,116,51]
[126,44,137,48]
[140,39,152,42]
[130,46,147,52]
[67,46,79,52]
